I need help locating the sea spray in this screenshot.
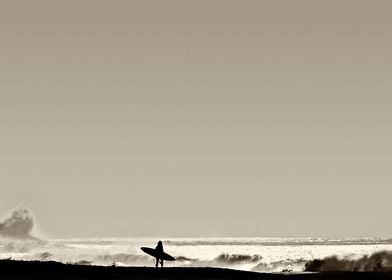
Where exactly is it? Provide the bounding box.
[0,208,34,239]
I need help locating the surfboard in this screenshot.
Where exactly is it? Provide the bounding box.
[141,247,176,261]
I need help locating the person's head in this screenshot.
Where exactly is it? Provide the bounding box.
[158,241,162,246]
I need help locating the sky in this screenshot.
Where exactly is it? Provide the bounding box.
[0,1,391,238]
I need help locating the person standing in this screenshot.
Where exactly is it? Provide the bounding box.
[155,241,164,268]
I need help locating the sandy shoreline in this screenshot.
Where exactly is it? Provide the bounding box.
[0,259,392,280]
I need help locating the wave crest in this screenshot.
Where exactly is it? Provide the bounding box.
[305,251,392,272]
[214,254,262,264]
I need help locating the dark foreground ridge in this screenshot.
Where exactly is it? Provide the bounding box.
[1,259,392,280]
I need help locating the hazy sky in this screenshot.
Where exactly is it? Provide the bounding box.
[1,1,391,238]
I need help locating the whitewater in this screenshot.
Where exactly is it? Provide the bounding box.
[1,237,392,272]
[1,208,392,272]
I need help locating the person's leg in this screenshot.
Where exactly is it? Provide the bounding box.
[161,259,164,268]
[155,257,158,268]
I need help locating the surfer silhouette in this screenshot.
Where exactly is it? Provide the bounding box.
[155,241,164,268]
[141,240,175,268]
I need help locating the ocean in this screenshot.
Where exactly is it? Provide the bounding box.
[1,237,392,272]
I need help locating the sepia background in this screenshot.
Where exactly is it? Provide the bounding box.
[0,1,391,238]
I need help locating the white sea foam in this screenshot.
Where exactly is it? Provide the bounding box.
[1,237,392,272]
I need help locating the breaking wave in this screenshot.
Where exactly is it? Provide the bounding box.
[1,208,392,273]
[174,256,195,262]
[0,208,35,239]
[213,254,263,264]
[305,251,392,272]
